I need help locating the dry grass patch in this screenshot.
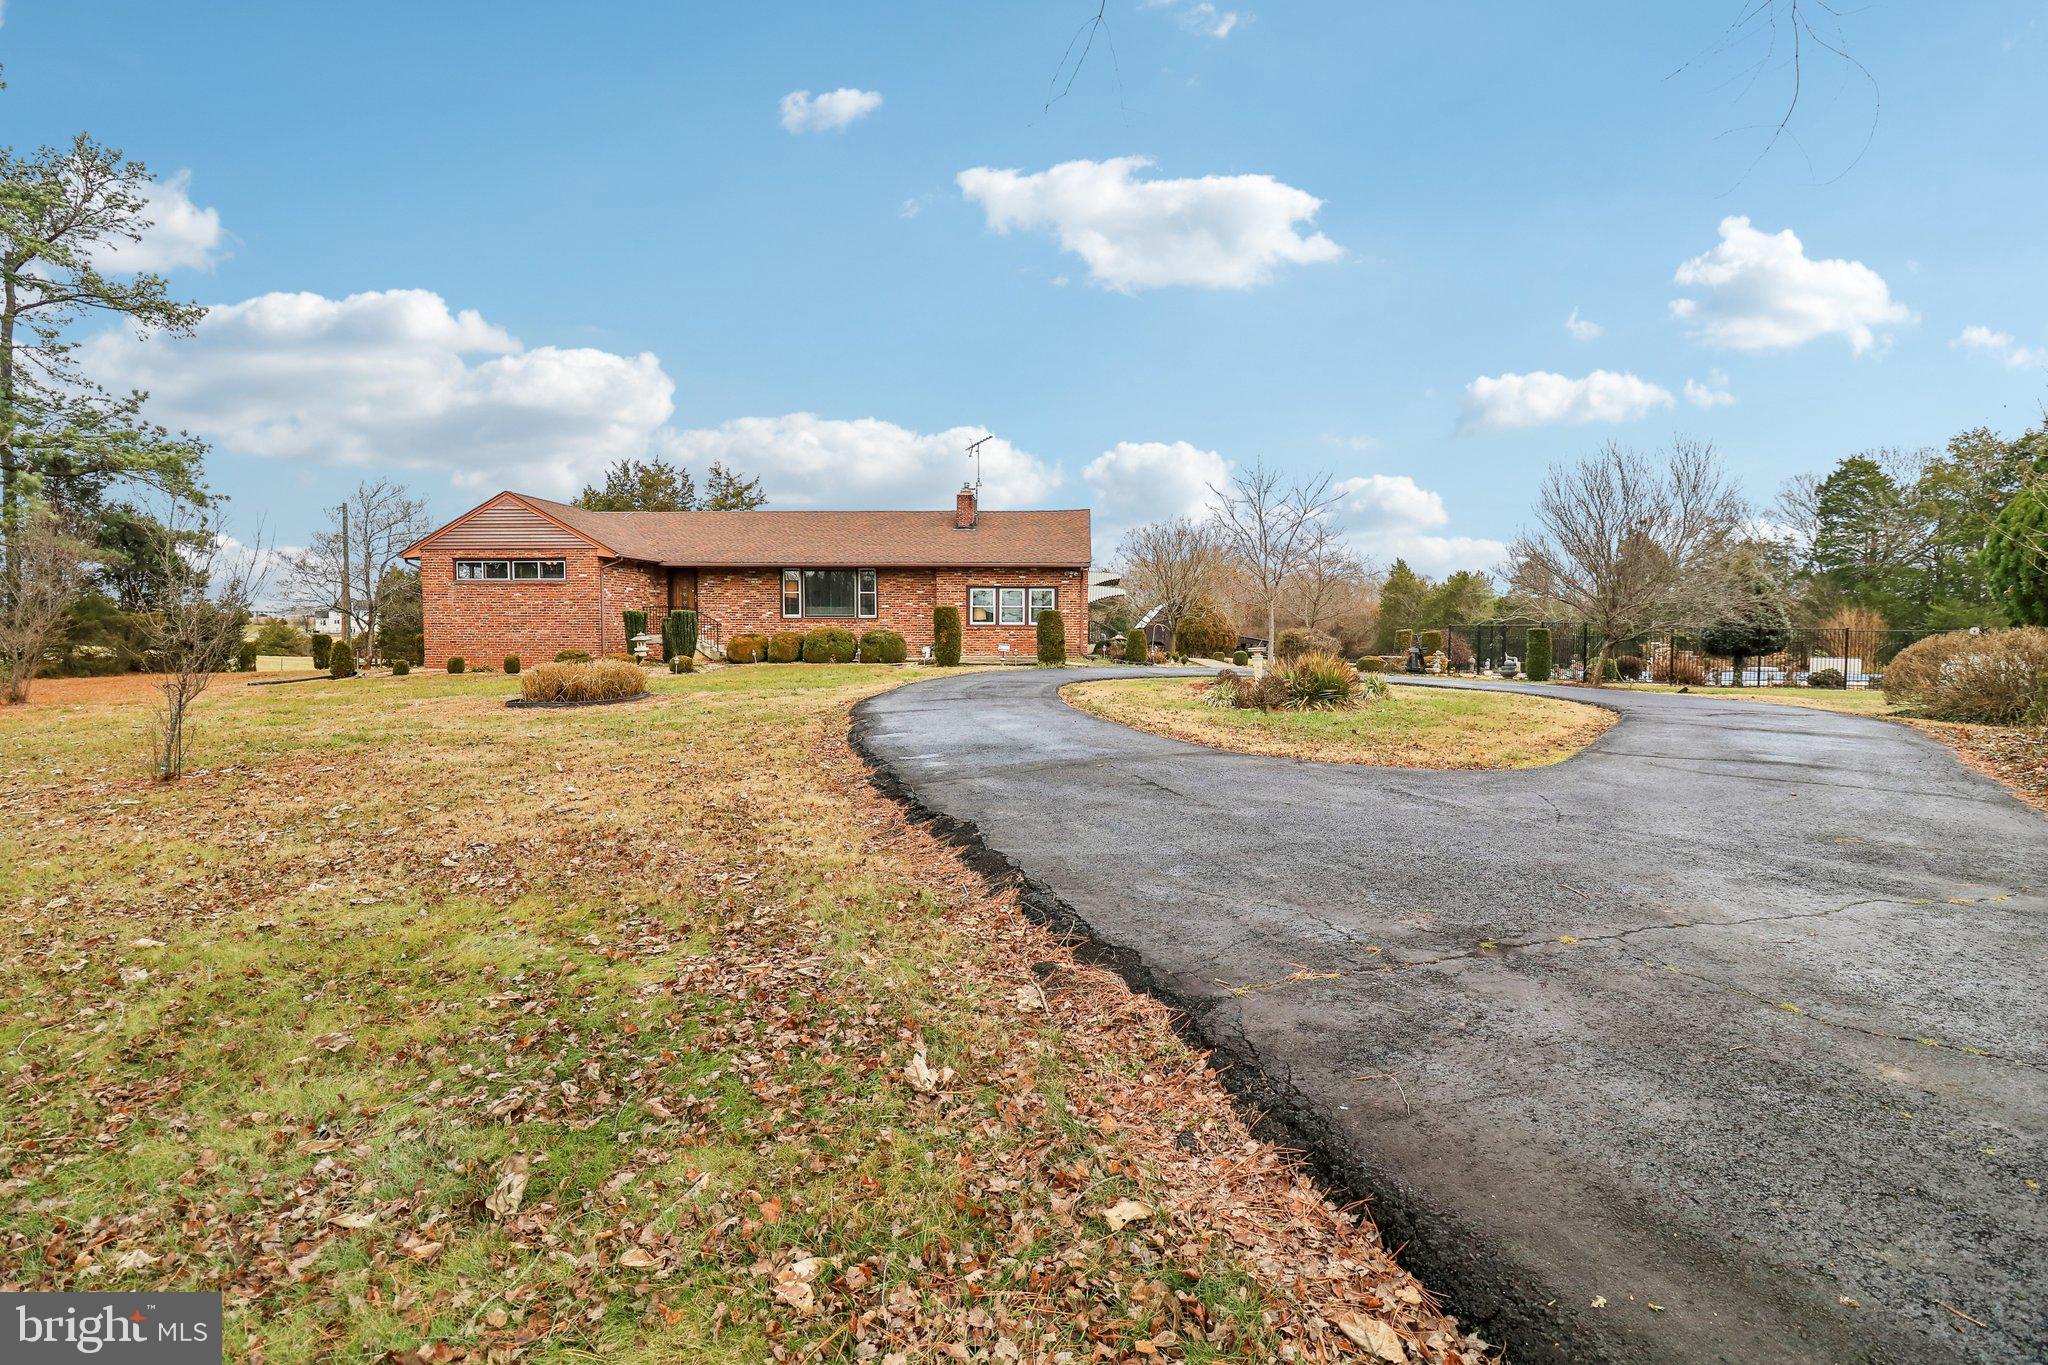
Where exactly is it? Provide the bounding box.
[1066,677,1611,770]
[0,664,1485,1363]
[1595,680,1900,716]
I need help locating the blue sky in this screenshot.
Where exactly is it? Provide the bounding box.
[7,1,2047,575]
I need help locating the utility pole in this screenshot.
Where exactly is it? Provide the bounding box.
[338,501,351,653]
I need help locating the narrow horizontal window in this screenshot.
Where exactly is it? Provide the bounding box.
[456,559,562,582]
[998,587,1026,626]
[968,587,996,625]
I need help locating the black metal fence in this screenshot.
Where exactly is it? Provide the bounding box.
[1452,622,1934,688]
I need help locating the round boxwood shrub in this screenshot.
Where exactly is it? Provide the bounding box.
[391,658,411,676]
[554,649,591,664]
[860,629,907,664]
[767,631,803,663]
[503,655,521,675]
[1357,655,1388,673]
[1036,609,1067,665]
[1232,649,1249,666]
[802,627,857,663]
[328,641,357,679]
[310,632,332,669]
[669,655,693,674]
[725,633,765,664]
[1616,654,1645,680]
[446,656,466,674]
[1807,667,1847,689]
[1524,627,1553,682]
[1123,628,1147,664]
[932,606,962,666]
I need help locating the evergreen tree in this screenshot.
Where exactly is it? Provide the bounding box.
[1373,559,1429,652]
[573,457,767,512]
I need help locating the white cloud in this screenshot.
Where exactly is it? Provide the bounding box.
[778,88,882,134]
[1459,370,1674,432]
[1145,0,1242,38]
[1565,308,1602,341]
[1328,474,1506,576]
[956,156,1342,292]
[1082,440,1231,549]
[1670,216,1913,354]
[94,171,229,274]
[1952,325,2047,370]
[658,414,1061,510]
[79,289,675,497]
[1683,369,1737,408]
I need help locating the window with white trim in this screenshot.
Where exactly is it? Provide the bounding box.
[968,587,996,625]
[1028,586,1056,622]
[781,569,879,619]
[455,559,565,581]
[998,587,1026,626]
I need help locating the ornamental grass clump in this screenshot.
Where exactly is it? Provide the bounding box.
[1230,652,1363,712]
[519,659,648,705]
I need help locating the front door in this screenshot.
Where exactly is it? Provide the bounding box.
[667,568,697,612]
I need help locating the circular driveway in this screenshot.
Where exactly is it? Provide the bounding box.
[855,667,2048,1363]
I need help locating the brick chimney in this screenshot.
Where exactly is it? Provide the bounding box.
[955,483,978,529]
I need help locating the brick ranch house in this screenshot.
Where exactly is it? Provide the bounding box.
[401,486,1092,665]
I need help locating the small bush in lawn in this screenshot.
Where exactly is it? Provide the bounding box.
[1232,649,1249,666]
[669,655,693,674]
[1419,630,1443,656]
[520,659,648,704]
[767,631,803,663]
[503,655,521,675]
[1806,667,1847,689]
[725,634,765,664]
[1616,654,1645,680]
[1279,652,1359,710]
[446,656,466,674]
[1655,655,1705,686]
[1883,627,2048,723]
[1600,656,1620,682]
[1036,609,1067,665]
[1357,671,1389,702]
[1525,627,1553,682]
[1276,627,1338,662]
[1202,669,1240,707]
[802,627,857,663]
[310,633,332,669]
[554,649,591,664]
[328,641,357,679]
[860,629,907,664]
[1124,629,1147,664]
[933,606,962,666]
[391,658,411,676]
[1357,655,1388,673]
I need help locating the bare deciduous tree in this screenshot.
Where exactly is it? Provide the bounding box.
[1115,515,1227,650]
[1207,461,1340,652]
[143,505,265,779]
[286,480,429,660]
[0,509,84,703]
[1507,438,1748,686]
[1280,520,1377,636]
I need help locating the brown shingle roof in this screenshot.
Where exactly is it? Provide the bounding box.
[518,494,1091,568]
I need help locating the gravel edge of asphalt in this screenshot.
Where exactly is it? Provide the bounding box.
[848,684,1591,1360]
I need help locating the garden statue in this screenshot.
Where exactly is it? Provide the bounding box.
[1405,643,1425,673]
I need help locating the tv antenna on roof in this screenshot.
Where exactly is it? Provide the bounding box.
[966,434,993,492]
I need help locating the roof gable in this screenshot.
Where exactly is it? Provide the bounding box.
[401,492,615,559]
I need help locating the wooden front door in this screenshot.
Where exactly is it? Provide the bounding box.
[667,569,697,612]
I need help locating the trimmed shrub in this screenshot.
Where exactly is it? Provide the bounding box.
[725,634,766,664]
[1356,655,1388,673]
[1232,650,1249,666]
[1279,652,1359,710]
[1172,604,1237,659]
[1036,609,1067,665]
[1883,627,2048,723]
[391,658,412,676]
[1655,655,1706,686]
[1525,627,1553,682]
[311,632,332,669]
[669,655,694,674]
[520,659,648,705]
[555,649,592,664]
[860,629,907,664]
[1616,654,1645,681]
[1123,629,1147,664]
[622,610,649,656]
[802,627,857,663]
[767,631,804,663]
[1394,629,1413,656]
[1276,627,1338,662]
[662,610,699,662]
[1600,656,1620,682]
[933,606,963,666]
[235,640,258,671]
[328,641,357,679]
[1806,667,1847,689]
[446,656,466,674]
[501,655,520,675]
[1419,630,1443,656]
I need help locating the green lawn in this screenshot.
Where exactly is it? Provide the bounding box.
[0,666,1475,1363]
[1066,675,1613,769]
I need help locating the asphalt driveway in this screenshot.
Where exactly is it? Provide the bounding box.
[853,668,2048,1363]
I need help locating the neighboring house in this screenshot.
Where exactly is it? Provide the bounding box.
[308,608,367,639]
[1087,570,1126,603]
[400,485,1091,665]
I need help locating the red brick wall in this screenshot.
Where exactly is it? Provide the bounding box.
[423,555,1088,665]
